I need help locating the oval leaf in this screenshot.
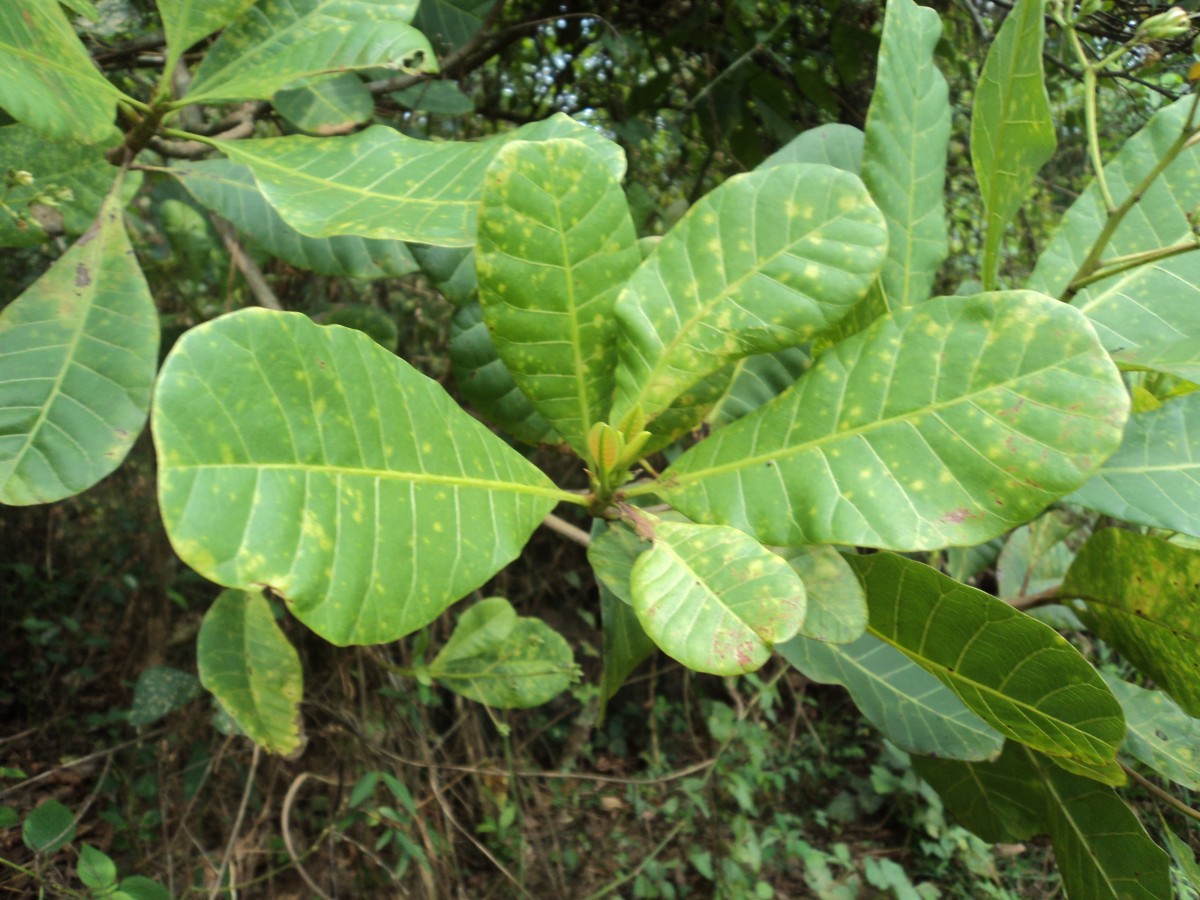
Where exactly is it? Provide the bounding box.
[773,545,866,644]
[853,553,1125,766]
[197,589,304,755]
[152,308,564,645]
[779,632,1004,761]
[1063,529,1200,717]
[658,291,1129,549]
[158,0,258,70]
[22,799,75,854]
[273,73,375,135]
[1103,673,1200,792]
[427,597,577,709]
[611,163,887,425]
[599,582,655,705]
[860,0,951,311]
[477,138,641,453]
[0,181,160,505]
[215,114,626,247]
[185,0,434,104]
[630,518,806,676]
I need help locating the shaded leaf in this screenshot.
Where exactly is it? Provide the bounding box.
[779,631,1004,760]
[588,519,644,606]
[448,303,561,447]
[197,589,304,755]
[0,125,141,247]
[1028,97,1200,351]
[215,114,625,246]
[185,0,434,104]
[611,163,887,424]
[173,159,419,278]
[599,582,655,704]
[1113,339,1200,385]
[1103,673,1200,792]
[852,553,1124,765]
[410,245,476,305]
[860,0,951,311]
[995,509,1077,602]
[128,666,201,727]
[659,291,1128,549]
[971,0,1055,290]
[1068,394,1200,536]
[0,180,159,505]
[320,305,398,350]
[22,799,75,853]
[274,73,375,135]
[704,348,810,430]
[413,0,493,51]
[630,517,806,676]
[477,139,640,453]
[153,308,565,645]
[391,79,474,115]
[0,1,124,143]
[427,596,576,708]
[772,545,866,644]
[1063,529,1200,717]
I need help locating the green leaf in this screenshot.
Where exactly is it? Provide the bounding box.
[172,159,419,278]
[184,0,434,104]
[1063,529,1200,717]
[704,348,810,430]
[599,582,655,705]
[588,519,644,606]
[78,844,117,890]
[22,798,74,853]
[477,139,641,454]
[1103,673,1200,792]
[919,743,1172,897]
[772,545,866,644]
[0,125,141,248]
[413,0,493,51]
[0,1,124,143]
[659,291,1128,549]
[128,666,202,727]
[157,0,257,72]
[971,0,1054,290]
[760,123,864,173]
[427,596,576,708]
[197,589,304,755]
[1027,97,1200,350]
[449,303,561,447]
[153,308,563,645]
[913,741,1050,842]
[58,0,100,17]
[860,0,951,311]
[410,245,476,306]
[0,180,160,505]
[114,876,170,900]
[320,305,398,350]
[779,631,1004,760]
[852,553,1125,766]
[611,163,887,424]
[273,73,375,135]
[630,517,806,676]
[1068,394,1200,536]
[1034,749,1171,900]
[1113,339,1200,385]
[391,79,474,115]
[215,114,625,247]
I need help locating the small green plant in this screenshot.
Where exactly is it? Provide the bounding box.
[4,0,1200,896]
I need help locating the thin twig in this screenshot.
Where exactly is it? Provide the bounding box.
[1121,761,1200,823]
[210,215,284,311]
[541,512,591,546]
[281,772,337,900]
[1,729,168,798]
[207,744,261,900]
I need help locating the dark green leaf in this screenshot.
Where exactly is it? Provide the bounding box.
[273,73,375,135]
[599,582,655,704]
[128,666,201,727]
[22,799,74,853]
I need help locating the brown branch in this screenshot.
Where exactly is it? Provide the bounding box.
[210,215,284,311]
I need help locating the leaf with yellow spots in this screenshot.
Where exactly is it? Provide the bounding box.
[629,517,806,676]
[215,113,626,247]
[198,588,305,756]
[184,0,434,104]
[0,176,159,505]
[477,139,641,454]
[610,163,887,428]
[654,291,1128,550]
[1103,673,1200,792]
[153,308,573,646]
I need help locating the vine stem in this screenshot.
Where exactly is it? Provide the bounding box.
[207,744,260,900]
